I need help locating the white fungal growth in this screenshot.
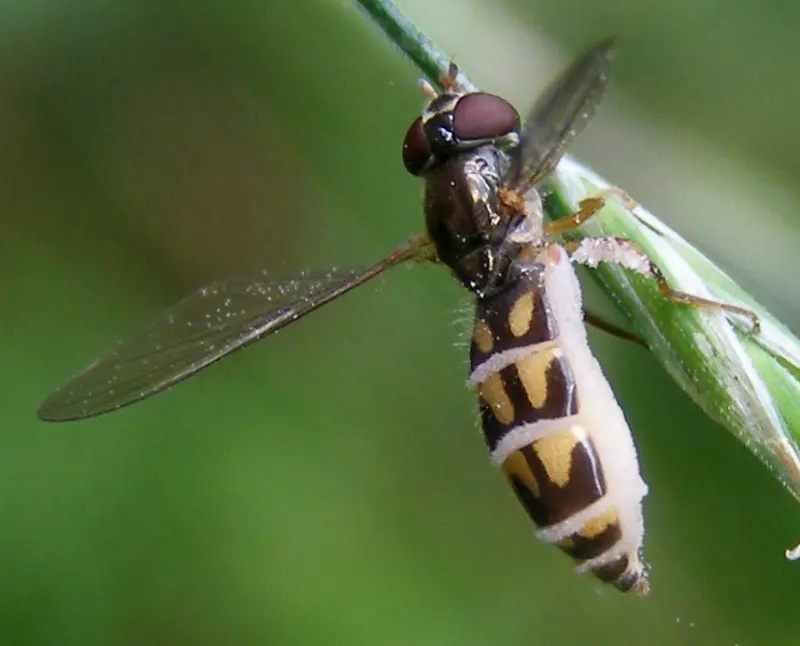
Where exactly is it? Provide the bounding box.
[570,237,653,277]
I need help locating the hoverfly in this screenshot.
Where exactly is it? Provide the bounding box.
[38,39,759,594]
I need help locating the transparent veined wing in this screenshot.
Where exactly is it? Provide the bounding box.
[504,38,614,194]
[37,235,431,422]
[37,269,372,421]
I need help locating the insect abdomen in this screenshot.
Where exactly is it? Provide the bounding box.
[468,245,649,594]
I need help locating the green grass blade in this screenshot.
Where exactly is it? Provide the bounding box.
[547,160,800,524]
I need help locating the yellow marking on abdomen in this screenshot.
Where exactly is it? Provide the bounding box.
[508,292,534,337]
[479,372,515,424]
[501,450,540,497]
[578,507,619,539]
[515,347,561,409]
[532,427,585,488]
[473,319,493,353]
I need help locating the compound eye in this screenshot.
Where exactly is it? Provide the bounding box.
[402,116,432,176]
[452,93,519,143]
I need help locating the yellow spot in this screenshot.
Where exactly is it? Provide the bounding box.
[532,428,582,487]
[578,507,619,539]
[479,372,514,424]
[515,348,559,409]
[508,292,534,337]
[473,319,493,353]
[501,450,539,497]
[557,537,575,550]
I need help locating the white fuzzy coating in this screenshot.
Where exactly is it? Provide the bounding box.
[468,342,559,388]
[536,495,616,543]
[489,415,584,465]
[570,237,653,277]
[542,245,648,566]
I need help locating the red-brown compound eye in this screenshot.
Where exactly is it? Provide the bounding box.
[402,116,432,175]
[452,93,519,143]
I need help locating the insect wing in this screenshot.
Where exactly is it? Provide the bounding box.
[37,266,382,421]
[504,38,614,193]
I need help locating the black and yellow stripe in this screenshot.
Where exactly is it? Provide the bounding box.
[468,260,647,594]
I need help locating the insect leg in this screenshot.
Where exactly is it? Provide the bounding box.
[564,235,761,335]
[419,62,464,99]
[583,309,647,348]
[385,233,438,266]
[545,187,636,236]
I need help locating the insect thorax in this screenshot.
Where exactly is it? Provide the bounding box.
[422,145,543,296]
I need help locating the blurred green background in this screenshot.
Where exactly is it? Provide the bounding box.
[4,0,800,644]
